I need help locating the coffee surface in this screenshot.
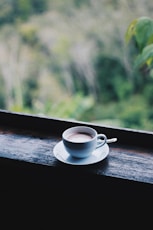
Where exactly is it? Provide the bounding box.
[67,132,93,142]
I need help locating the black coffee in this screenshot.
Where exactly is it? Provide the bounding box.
[67,132,93,142]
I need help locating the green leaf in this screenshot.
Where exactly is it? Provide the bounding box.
[134,44,153,69]
[125,17,153,52]
[135,17,153,51]
[125,18,138,44]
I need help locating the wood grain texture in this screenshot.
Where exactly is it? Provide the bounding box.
[0,109,153,201]
[0,120,152,185]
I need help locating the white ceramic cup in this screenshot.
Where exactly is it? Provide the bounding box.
[62,126,107,158]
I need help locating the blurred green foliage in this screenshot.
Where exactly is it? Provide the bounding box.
[125,16,153,74]
[0,0,47,24]
[0,0,153,131]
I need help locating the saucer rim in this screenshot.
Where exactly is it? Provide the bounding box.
[53,140,109,165]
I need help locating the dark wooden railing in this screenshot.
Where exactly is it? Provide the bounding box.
[0,109,153,202]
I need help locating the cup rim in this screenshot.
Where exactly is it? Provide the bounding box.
[62,126,97,143]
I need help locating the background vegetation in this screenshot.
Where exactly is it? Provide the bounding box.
[0,0,153,131]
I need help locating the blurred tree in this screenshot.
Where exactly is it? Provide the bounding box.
[0,0,48,25]
[19,23,38,46]
[0,0,14,25]
[94,55,133,102]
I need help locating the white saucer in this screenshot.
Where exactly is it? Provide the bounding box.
[53,140,109,165]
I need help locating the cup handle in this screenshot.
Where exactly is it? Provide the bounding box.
[96,134,107,148]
